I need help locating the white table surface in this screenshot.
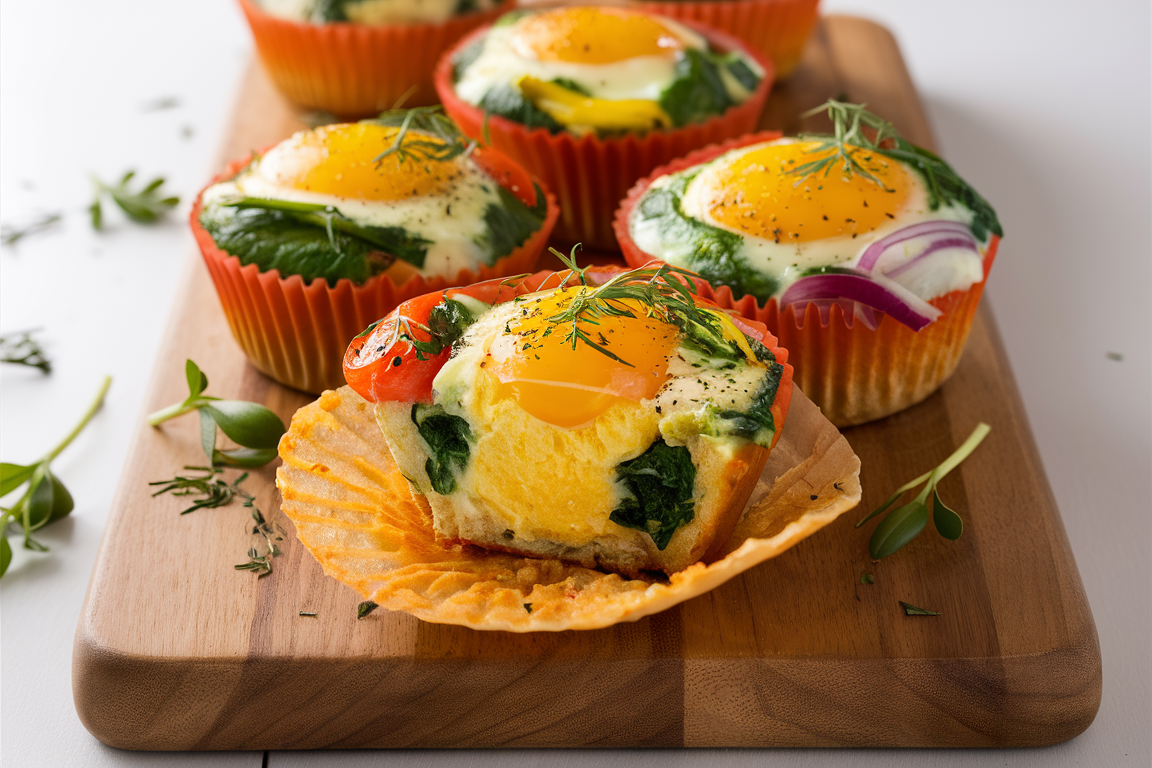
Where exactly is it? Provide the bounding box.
[1,0,1148,765]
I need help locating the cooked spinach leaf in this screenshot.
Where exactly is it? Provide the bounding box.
[454,0,477,14]
[550,77,592,97]
[478,84,564,134]
[658,49,742,127]
[311,0,349,22]
[609,440,696,550]
[453,36,487,81]
[725,56,761,92]
[492,9,528,27]
[481,182,546,259]
[407,297,478,360]
[412,404,473,495]
[632,175,778,302]
[706,362,783,447]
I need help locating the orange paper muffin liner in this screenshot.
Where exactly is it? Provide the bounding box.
[615,132,1000,427]
[435,19,774,251]
[192,154,559,395]
[633,0,820,78]
[238,0,510,117]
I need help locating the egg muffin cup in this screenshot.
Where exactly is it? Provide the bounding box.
[238,0,510,117]
[614,131,1001,427]
[632,0,820,79]
[192,153,559,395]
[435,20,774,251]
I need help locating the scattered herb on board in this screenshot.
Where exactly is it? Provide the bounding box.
[357,601,379,619]
[789,100,1003,241]
[1,212,63,247]
[856,423,991,559]
[299,611,318,617]
[899,601,941,616]
[0,376,112,578]
[147,359,286,468]
[141,96,180,112]
[89,171,179,230]
[149,466,285,577]
[861,572,875,585]
[523,603,533,614]
[0,329,52,373]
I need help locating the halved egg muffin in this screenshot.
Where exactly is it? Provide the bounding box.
[342,263,793,576]
[615,103,1003,425]
[192,113,558,393]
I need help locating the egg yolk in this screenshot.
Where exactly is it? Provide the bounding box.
[269,123,459,201]
[488,289,679,429]
[705,141,912,242]
[513,7,684,64]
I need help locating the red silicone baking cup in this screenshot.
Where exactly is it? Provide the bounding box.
[615,131,1000,427]
[435,19,774,251]
[632,0,820,78]
[192,153,559,395]
[238,0,511,117]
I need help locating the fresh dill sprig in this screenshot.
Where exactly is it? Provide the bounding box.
[543,245,742,367]
[789,100,1003,240]
[150,465,285,577]
[0,329,52,374]
[1,212,63,247]
[368,106,476,166]
[89,171,180,230]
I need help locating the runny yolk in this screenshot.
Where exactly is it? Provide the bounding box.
[269,123,459,201]
[705,141,912,242]
[487,289,679,429]
[512,7,684,64]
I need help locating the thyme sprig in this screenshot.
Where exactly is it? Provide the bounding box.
[1,212,63,247]
[543,246,743,367]
[791,100,1003,240]
[150,466,284,577]
[369,106,476,166]
[856,423,991,559]
[0,329,51,373]
[1,376,111,578]
[89,171,180,230]
[147,359,286,468]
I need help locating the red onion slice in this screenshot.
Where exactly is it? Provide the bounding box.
[857,220,975,272]
[781,270,942,331]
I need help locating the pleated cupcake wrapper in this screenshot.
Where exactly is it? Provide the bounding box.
[238,0,510,117]
[435,21,774,252]
[192,156,560,395]
[633,0,820,78]
[615,133,1000,427]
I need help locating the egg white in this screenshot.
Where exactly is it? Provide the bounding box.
[201,128,511,277]
[454,14,711,105]
[631,137,987,301]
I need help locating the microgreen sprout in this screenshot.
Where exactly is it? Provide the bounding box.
[856,423,991,559]
[147,360,286,468]
[89,171,179,230]
[0,376,111,578]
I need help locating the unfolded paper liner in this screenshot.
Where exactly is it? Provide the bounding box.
[192,155,560,395]
[237,0,511,117]
[631,0,820,78]
[434,20,774,251]
[614,130,1001,427]
[276,385,860,632]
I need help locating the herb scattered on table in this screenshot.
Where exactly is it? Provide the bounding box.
[860,572,874,585]
[0,376,112,578]
[147,359,286,468]
[1,212,63,247]
[0,329,52,373]
[357,601,379,619]
[1106,351,1124,362]
[899,601,941,616]
[89,171,179,230]
[856,423,991,559]
[299,611,318,617]
[141,96,181,112]
[149,465,285,577]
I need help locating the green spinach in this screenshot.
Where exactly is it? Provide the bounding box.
[609,440,696,550]
[478,84,564,134]
[482,182,547,258]
[658,48,758,127]
[707,362,783,447]
[412,404,473,495]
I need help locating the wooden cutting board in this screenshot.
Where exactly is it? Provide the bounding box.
[72,15,1101,750]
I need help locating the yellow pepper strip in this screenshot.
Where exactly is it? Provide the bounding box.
[516,76,672,132]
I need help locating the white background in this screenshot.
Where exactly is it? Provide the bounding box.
[1,0,1148,765]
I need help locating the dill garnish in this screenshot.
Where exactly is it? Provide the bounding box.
[0,329,51,373]
[369,106,476,166]
[1,213,63,247]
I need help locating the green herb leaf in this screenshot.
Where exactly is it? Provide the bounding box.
[478,84,564,134]
[932,488,963,540]
[0,537,11,578]
[213,446,280,468]
[369,105,476,166]
[0,329,52,374]
[23,470,55,531]
[91,171,179,227]
[524,603,533,613]
[202,401,286,450]
[1,212,63,247]
[868,500,929,560]
[412,404,474,495]
[199,409,218,464]
[357,601,379,619]
[186,359,209,398]
[899,601,941,616]
[861,572,874,585]
[1,463,36,498]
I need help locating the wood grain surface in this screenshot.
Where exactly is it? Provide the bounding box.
[71,15,1101,750]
